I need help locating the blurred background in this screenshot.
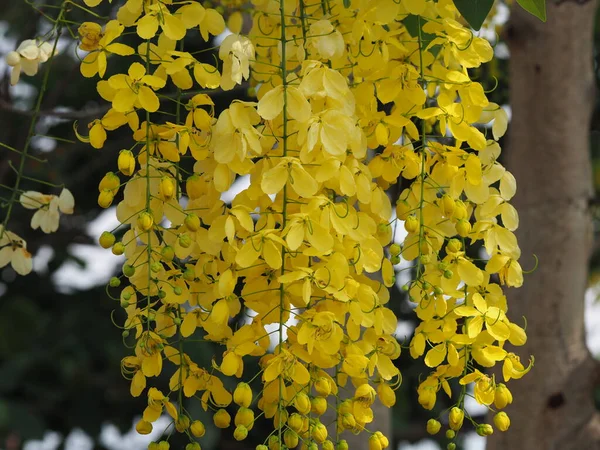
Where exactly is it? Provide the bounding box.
[0,0,599,449]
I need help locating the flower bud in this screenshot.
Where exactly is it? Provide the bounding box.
[446,430,455,439]
[6,51,20,67]
[256,446,268,450]
[112,242,125,255]
[456,219,471,237]
[185,443,201,450]
[118,150,135,176]
[447,444,456,450]
[493,412,510,432]
[311,421,327,443]
[185,213,201,232]
[235,407,254,428]
[389,243,401,256]
[233,425,248,441]
[368,434,382,450]
[374,431,389,449]
[234,382,253,408]
[179,233,192,248]
[123,264,135,277]
[160,176,175,200]
[453,200,468,220]
[426,419,441,435]
[476,423,494,436]
[294,392,311,415]
[136,420,153,435]
[441,194,455,216]
[288,413,303,432]
[213,409,231,428]
[396,199,411,220]
[311,396,327,416]
[99,231,116,248]
[446,238,462,253]
[137,211,154,231]
[404,215,418,233]
[183,268,195,281]
[341,413,356,430]
[322,441,334,450]
[186,175,203,199]
[449,407,464,431]
[267,435,280,450]
[109,276,121,287]
[175,415,190,432]
[337,441,349,450]
[314,377,331,397]
[494,383,513,409]
[190,420,206,437]
[161,245,175,262]
[338,399,352,415]
[157,441,169,450]
[99,172,120,193]
[98,189,114,208]
[390,255,400,265]
[283,429,298,448]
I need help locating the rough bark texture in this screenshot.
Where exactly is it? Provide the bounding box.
[486,1,600,449]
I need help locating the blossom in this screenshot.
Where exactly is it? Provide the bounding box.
[6,39,54,85]
[19,188,74,233]
[0,228,32,275]
[80,21,134,78]
[219,34,254,90]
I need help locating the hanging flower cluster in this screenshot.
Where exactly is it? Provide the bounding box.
[66,0,534,448]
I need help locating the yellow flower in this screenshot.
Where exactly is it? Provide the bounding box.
[0,228,32,275]
[78,22,103,51]
[108,63,166,113]
[80,21,134,78]
[219,34,254,91]
[494,412,510,432]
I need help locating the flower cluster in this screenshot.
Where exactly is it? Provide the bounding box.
[69,0,532,448]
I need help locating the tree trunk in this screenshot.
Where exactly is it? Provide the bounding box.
[486,1,600,449]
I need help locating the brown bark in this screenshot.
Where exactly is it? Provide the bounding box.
[486,1,600,449]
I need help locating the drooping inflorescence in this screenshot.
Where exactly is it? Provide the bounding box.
[6,0,533,449]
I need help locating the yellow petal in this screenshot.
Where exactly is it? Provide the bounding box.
[424,343,447,368]
[286,87,311,123]
[138,85,160,112]
[257,85,284,120]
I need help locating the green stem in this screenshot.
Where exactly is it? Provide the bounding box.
[277,0,289,445]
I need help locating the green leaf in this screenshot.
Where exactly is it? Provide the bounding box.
[516,0,547,22]
[452,0,494,31]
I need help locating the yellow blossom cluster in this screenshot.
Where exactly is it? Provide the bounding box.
[71,0,532,448]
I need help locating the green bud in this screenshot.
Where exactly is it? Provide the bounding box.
[183,268,195,281]
[109,276,121,287]
[161,245,175,262]
[123,264,135,277]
